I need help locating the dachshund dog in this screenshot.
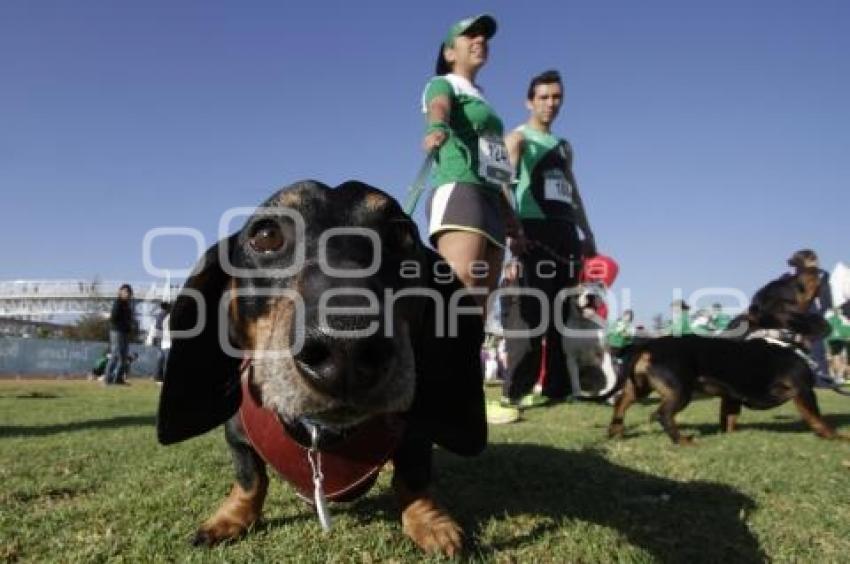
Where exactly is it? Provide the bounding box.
[607,313,847,444]
[157,180,486,557]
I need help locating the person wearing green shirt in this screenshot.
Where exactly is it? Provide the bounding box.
[607,309,635,357]
[500,69,598,404]
[708,302,732,334]
[421,14,522,314]
[664,299,693,336]
[825,304,850,383]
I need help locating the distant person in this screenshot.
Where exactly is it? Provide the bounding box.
[607,309,635,358]
[422,14,522,314]
[664,299,693,336]
[91,347,109,380]
[500,69,598,410]
[690,308,713,336]
[825,303,850,384]
[786,249,833,384]
[103,284,135,385]
[481,332,500,382]
[146,301,171,383]
[708,302,732,334]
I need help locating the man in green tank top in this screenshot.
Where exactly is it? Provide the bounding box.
[500,70,598,406]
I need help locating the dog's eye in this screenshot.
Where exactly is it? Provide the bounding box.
[249,221,285,254]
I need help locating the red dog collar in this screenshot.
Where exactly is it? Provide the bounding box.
[239,369,405,502]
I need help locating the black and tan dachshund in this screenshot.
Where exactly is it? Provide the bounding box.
[157,180,486,557]
[608,320,848,445]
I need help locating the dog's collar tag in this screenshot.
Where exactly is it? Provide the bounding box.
[238,371,406,507]
[305,423,333,532]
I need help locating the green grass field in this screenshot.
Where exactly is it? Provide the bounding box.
[1,379,849,563]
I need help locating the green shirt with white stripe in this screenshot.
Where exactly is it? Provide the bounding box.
[422,74,507,191]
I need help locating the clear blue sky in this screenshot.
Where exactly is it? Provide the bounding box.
[2,0,848,323]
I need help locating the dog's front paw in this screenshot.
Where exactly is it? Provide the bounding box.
[191,482,265,547]
[400,496,463,557]
[607,423,625,438]
[192,508,260,547]
[192,519,251,547]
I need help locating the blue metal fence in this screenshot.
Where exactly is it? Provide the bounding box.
[0,337,159,376]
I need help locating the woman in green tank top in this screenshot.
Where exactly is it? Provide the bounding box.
[420,14,523,313]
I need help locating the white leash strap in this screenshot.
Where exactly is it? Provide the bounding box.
[753,335,824,377]
[403,152,436,215]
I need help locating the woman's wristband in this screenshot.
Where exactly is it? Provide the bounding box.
[426,122,450,136]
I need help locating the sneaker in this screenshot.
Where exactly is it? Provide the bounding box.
[486,400,521,424]
[517,393,549,408]
[499,396,520,408]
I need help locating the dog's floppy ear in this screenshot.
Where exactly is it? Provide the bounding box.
[408,248,486,456]
[157,235,242,445]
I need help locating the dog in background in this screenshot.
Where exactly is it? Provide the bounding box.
[609,265,842,444]
[558,254,620,400]
[561,283,619,400]
[605,251,850,443]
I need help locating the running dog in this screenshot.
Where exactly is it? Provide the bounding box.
[607,315,847,444]
[157,181,486,557]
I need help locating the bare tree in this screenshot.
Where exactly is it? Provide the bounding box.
[64,313,110,342]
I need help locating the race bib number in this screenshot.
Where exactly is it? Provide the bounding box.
[478,135,513,185]
[543,170,573,204]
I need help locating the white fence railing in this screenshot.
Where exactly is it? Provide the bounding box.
[0,280,183,323]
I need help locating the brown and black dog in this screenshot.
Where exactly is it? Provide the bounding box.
[157,180,486,557]
[607,299,847,444]
[609,268,842,444]
[606,331,849,445]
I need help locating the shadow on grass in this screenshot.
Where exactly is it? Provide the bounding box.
[5,391,62,399]
[0,415,155,438]
[343,443,762,561]
[433,443,763,562]
[604,394,850,439]
[680,411,850,437]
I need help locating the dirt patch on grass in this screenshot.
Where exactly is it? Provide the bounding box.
[4,486,92,507]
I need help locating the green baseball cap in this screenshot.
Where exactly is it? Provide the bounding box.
[443,14,497,47]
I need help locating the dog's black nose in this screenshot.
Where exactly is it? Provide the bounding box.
[293,262,394,396]
[294,331,393,397]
